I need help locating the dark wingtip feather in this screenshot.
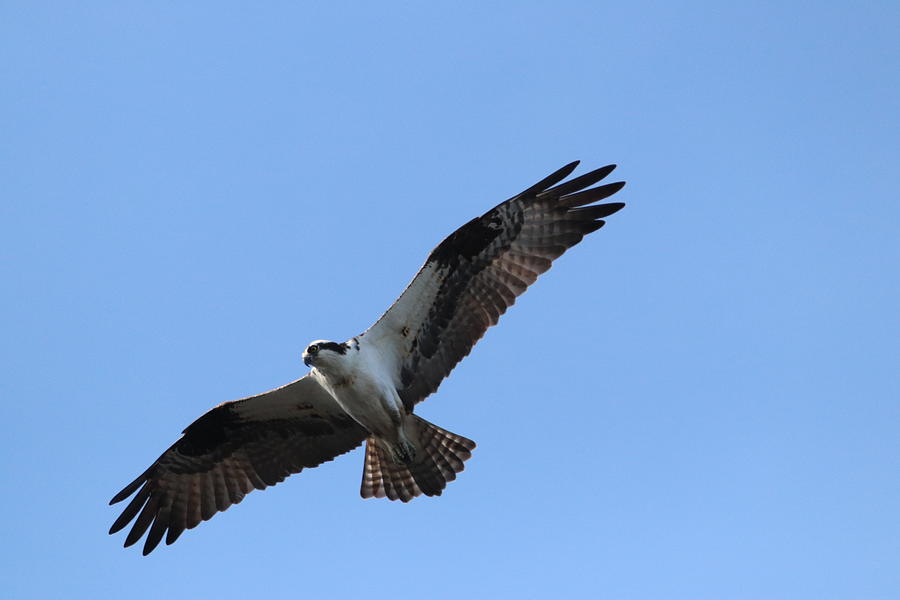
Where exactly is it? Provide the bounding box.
[591,201,626,218]
[584,220,607,234]
[604,201,626,216]
[109,485,151,534]
[569,202,626,219]
[166,526,185,546]
[514,161,581,198]
[124,496,159,548]
[110,475,144,505]
[557,160,581,174]
[559,180,626,208]
[581,163,617,183]
[540,164,618,199]
[143,512,169,555]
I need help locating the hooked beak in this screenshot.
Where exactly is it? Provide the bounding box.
[303,355,312,367]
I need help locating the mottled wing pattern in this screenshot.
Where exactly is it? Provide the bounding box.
[364,161,625,410]
[108,375,367,555]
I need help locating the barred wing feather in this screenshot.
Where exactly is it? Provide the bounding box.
[364,162,625,410]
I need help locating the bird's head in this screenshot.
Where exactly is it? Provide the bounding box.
[302,340,350,370]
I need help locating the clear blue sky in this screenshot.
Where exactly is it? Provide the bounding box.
[1,3,897,599]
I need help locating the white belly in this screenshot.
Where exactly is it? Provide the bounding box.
[310,355,403,439]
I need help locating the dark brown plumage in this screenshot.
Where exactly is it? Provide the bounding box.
[109,377,367,555]
[360,416,476,502]
[110,161,625,555]
[364,161,625,411]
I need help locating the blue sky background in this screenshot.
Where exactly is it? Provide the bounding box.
[1,3,897,599]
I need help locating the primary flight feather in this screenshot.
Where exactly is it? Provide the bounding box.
[109,161,626,554]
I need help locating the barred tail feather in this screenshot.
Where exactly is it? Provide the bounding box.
[360,416,475,502]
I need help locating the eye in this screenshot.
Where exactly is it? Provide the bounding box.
[308,344,319,354]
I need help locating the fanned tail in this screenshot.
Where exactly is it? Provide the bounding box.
[360,416,475,502]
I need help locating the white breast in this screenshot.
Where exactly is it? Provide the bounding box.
[311,340,404,438]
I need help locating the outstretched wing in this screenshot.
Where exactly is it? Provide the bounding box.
[108,375,367,555]
[363,161,625,410]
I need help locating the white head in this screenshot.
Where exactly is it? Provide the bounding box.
[302,340,350,371]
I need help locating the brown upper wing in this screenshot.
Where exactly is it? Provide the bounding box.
[362,161,625,411]
[108,375,367,555]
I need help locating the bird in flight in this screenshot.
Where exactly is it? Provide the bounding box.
[109,160,626,554]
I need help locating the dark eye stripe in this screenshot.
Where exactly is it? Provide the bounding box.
[317,342,349,355]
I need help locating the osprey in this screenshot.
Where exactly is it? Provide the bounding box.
[109,161,626,554]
